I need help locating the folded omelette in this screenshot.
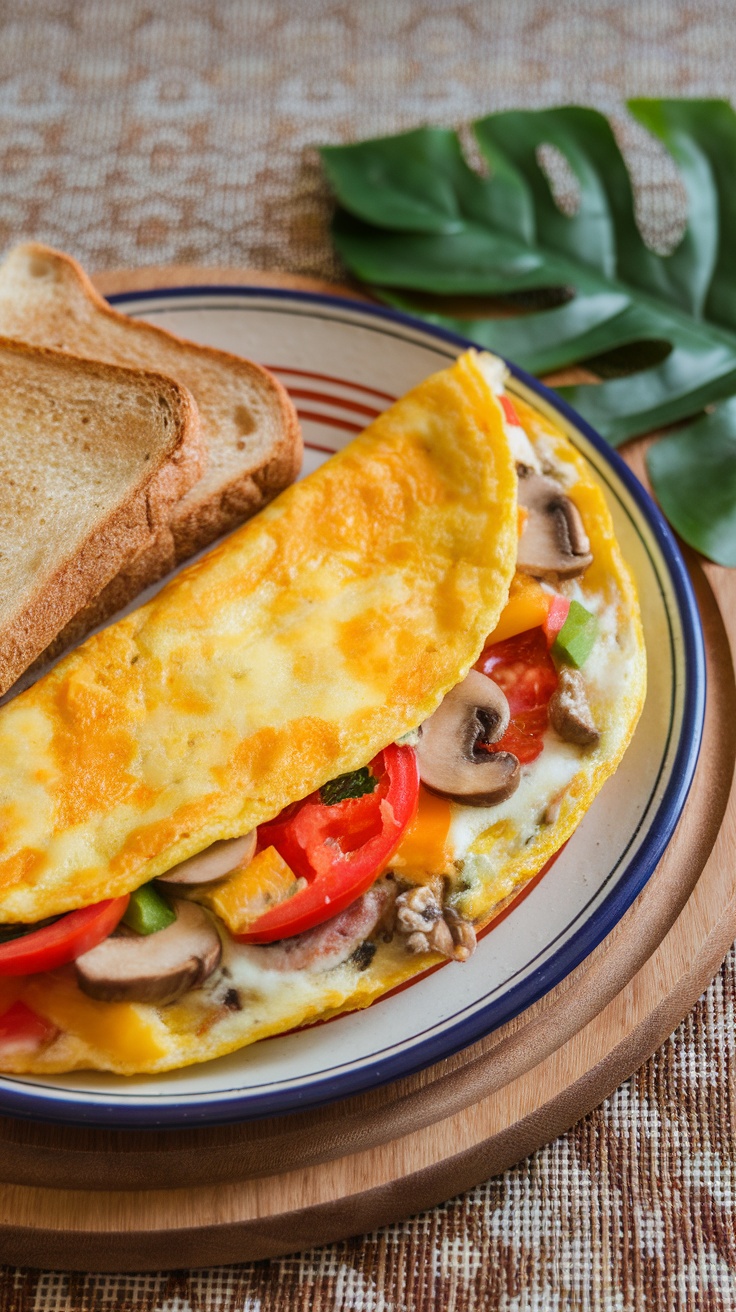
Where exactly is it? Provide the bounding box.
[0,351,645,1075]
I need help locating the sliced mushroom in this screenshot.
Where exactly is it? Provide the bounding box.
[75,899,222,1005]
[248,881,395,974]
[516,469,593,579]
[157,831,257,886]
[416,669,520,807]
[549,667,600,747]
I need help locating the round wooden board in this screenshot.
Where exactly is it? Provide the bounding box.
[0,268,733,1273]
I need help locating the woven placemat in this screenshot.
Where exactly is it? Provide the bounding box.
[1,1,735,1306]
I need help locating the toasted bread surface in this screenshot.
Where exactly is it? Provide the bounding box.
[0,337,202,692]
[0,243,302,563]
[35,528,176,667]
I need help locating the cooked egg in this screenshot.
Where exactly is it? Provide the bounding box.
[0,356,645,1077]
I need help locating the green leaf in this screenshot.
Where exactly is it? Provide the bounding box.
[320,767,378,806]
[322,127,500,235]
[647,402,736,567]
[319,102,736,565]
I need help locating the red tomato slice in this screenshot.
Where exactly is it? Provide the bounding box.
[241,744,419,943]
[0,896,129,977]
[475,627,558,764]
[0,1000,57,1048]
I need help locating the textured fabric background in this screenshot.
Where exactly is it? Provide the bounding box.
[0,1,735,1307]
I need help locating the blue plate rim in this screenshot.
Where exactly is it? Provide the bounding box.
[0,286,706,1128]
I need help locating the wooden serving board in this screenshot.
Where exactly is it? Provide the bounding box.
[0,269,733,1273]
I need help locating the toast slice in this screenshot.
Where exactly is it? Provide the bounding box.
[0,243,302,562]
[0,337,202,693]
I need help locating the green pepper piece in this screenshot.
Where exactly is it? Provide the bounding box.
[553,599,599,668]
[123,883,176,936]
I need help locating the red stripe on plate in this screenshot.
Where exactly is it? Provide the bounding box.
[298,409,364,434]
[286,387,381,419]
[266,365,397,404]
[303,440,340,455]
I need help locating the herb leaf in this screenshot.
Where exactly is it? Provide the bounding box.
[320,767,378,806]
[320,101,736,566]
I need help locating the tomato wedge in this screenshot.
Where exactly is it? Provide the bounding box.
[0,1000,57,1048]
[0,896,129,977]
[543,594,571,646]
[475,626,558,765]
[240,744,419,943]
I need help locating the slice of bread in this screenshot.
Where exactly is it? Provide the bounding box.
[33,526,177,668]
[0,243,302,567]
[0,337,203,693]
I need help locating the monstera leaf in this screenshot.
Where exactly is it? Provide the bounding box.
[320,101,736,566]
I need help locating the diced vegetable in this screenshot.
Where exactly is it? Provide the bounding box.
[486,573,551,646]
[543,594,571,645]
[0,1000,58,1050]
[553,599,599,668]
[197,846,303,935]
[500,395,521,427]
[123,884,176,936]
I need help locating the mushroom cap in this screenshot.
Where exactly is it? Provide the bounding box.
[516,469,593,579]
[75,899,222,1005]
[416,669,520,807]
[157,831,257,886]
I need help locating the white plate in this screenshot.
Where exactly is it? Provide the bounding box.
[0,288,705,1127]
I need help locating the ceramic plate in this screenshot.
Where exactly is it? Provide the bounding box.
[0,288,705,1127]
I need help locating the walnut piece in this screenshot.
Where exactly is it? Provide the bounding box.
[395,884,443,935]
[444,907,477,962]
[395,886,476,962]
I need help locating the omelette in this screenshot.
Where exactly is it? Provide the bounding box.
[0,351,645,1075]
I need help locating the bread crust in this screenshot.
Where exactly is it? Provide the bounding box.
[0,244,302,673]
[0,337,203,693]
[33,530,176,668]
[1,243,302,554]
